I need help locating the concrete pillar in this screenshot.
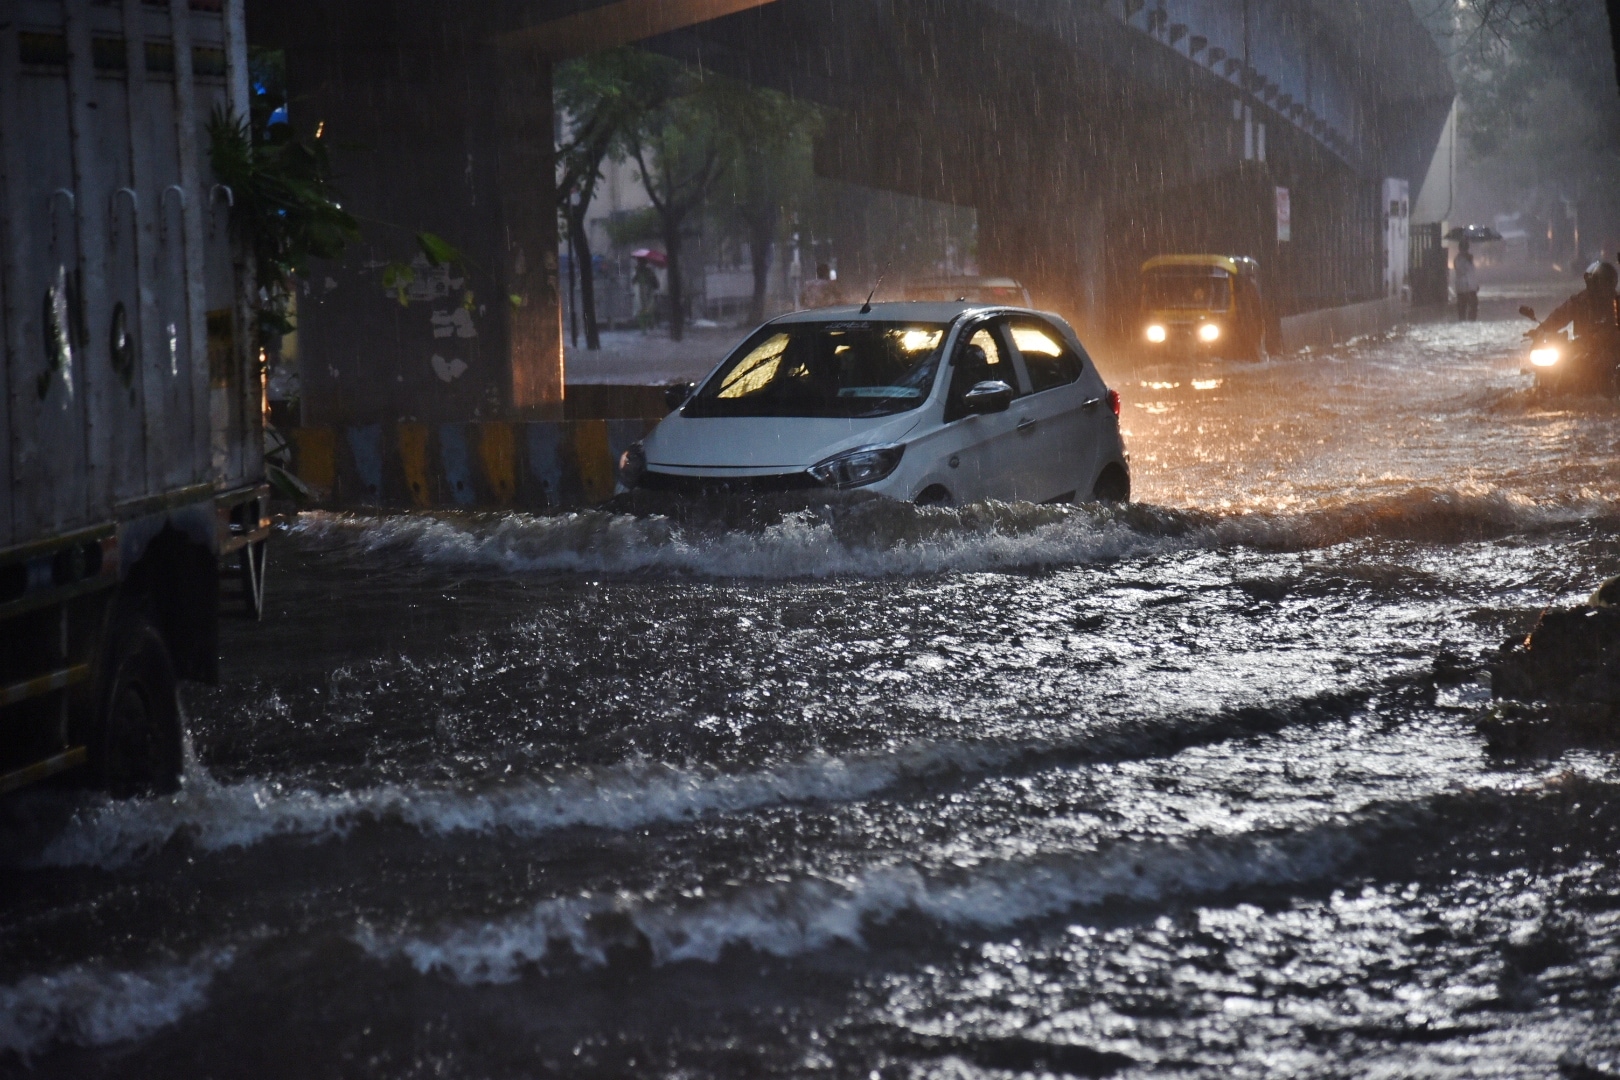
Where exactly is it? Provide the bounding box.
[495,40,563,411]
[252,3,561,426]
[976,173,1102,337]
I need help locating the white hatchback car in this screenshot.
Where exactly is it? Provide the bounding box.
[622,302,1130,505]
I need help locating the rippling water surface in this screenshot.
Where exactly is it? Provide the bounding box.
[7,286,1620,1078]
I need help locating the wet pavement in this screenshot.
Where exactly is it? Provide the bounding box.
[6,282,1620,1078]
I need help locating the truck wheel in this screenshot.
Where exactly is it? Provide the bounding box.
[90,615,183,797]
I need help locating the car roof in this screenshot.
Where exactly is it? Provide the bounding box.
[903,275,1024,289]
[769,301,1042,324]
[1141,254,1255,275]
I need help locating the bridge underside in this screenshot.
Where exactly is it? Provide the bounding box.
[252,0,1450,426]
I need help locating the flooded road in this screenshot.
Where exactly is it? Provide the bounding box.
[7,283,1620,1078]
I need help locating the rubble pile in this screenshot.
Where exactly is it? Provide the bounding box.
[1484,578,1620,752]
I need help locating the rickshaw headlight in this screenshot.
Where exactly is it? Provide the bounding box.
[1145,324,1167,343]
[1198,322,1221,343]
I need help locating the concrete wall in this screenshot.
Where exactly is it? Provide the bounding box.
[1278,295,1404,352]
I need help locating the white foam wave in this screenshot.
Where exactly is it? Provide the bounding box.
[32,741,1010,871]
[0,949,234,1058]
[286,485,1620,580]
[359,819,1373,984]
[287,503,1179,578]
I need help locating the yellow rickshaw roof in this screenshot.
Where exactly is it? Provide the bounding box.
[1141,254,1245,275]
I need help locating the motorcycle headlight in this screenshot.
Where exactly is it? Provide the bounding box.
[1145,324,1167,343]
[1198,322,1221,342]
[618,441,647,486]
[1530,346,1561,367]
[807,444,905,489]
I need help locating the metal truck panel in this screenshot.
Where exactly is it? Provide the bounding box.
[1,0,259,551]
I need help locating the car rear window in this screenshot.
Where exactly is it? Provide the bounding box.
[1010,320,1084,393]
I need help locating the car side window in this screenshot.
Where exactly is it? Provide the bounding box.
[1009,318,1084,393]
[945,321,1021,422]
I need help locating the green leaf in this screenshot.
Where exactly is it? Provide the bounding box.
[417,232,464,268]
[265,462,314,503]
[381,261,415,306]
[207,99,359,349]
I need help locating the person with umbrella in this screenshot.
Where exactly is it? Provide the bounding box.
[632,249,664,331]
[1453,238,1478,322]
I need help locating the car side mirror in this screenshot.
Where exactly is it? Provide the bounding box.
[1519,305,1537,321]
[664,382,695,410]
[962,379,1013,414]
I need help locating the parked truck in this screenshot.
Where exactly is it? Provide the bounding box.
[1,0,266,796]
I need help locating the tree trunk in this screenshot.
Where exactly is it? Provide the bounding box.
[747,206,776,325]
[566,205,601,349]
[664,215,686,341]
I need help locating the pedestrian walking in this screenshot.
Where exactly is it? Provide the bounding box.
[633,256,660,331]
[1453,239,1479,321]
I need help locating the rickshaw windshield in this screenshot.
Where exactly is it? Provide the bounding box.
[1144,269,1231,312]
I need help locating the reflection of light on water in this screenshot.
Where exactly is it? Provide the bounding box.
[1136,403,1172,414]
[1142,381,1180,390]
[1192,379,1222,390]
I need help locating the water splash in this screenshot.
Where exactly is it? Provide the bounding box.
[286,484,1619,581]
[0,949,235,1058]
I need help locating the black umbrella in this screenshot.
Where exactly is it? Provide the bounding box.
[1444,225,1504,242]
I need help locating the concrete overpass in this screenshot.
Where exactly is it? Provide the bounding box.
[250,0,1452,427]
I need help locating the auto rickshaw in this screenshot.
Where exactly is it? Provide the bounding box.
[1138,255,1268,361]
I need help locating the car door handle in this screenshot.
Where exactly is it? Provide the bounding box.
[1081,396,1105,411]
[1017,417,1037,433]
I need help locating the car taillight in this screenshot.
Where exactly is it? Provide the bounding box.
[1107,389,1121,416]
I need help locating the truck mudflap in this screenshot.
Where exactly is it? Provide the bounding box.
[0,483,269,795]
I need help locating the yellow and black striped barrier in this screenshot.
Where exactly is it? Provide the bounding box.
[288,418,656,508]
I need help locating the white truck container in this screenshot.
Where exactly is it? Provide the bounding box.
[1,0,266,795]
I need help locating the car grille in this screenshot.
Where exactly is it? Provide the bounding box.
[637,470,823,495]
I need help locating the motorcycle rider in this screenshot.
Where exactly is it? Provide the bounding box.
[1532,260,1620,387]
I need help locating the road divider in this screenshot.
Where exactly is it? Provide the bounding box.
[288,419,655,508]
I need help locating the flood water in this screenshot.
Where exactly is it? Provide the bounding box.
[7,283,1620,1078]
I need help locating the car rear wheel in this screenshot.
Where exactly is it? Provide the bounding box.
[1091,463,1130,504]
[90,613,183,797]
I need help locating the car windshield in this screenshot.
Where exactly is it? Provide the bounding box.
[1144,268,1231,311]
[683,321,949,418]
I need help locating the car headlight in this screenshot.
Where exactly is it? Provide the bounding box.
[807,444,905,489]
[1198,322,1221,342]
[1530,346,1561,367]
[618,441,646,486]
[1145,324,1167,343]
